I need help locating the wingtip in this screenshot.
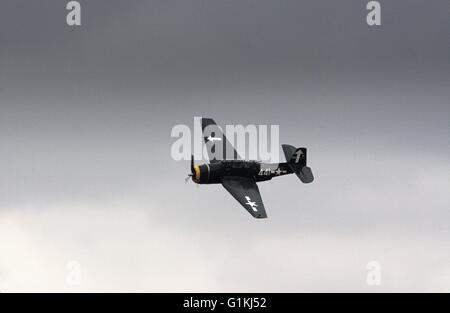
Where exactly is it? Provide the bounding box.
[201,117,216,129]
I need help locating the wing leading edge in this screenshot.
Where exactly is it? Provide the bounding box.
[222,176,267,219]
[201,118,241,162]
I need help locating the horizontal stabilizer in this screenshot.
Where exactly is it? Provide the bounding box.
[296,166,314,183]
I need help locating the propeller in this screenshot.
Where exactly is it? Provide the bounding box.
[185,154,195,184]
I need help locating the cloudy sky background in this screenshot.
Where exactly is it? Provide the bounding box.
[0,0,449,292]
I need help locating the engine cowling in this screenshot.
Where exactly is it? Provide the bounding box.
[192,164,210,184]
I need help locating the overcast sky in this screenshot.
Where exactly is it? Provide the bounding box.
[0,0,449,292]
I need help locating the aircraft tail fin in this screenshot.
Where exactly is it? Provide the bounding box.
[282,144,314,183]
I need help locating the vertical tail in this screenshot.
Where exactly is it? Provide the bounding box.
[282,144,314,183]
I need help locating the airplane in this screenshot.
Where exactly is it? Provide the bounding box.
[187,118,314,218]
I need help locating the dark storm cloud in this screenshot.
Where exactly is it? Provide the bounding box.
[1,0,449,139]
[1,1,449,88]
[1,0,449,220]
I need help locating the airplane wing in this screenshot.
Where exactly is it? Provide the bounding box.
[202,118,241,162]
[222,176,267,219]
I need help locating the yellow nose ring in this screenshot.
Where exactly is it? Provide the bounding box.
[194,165,201,182]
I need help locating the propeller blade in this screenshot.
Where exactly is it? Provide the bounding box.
[185,173,194,184]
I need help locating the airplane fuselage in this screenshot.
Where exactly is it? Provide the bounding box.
[192,160,293,184]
